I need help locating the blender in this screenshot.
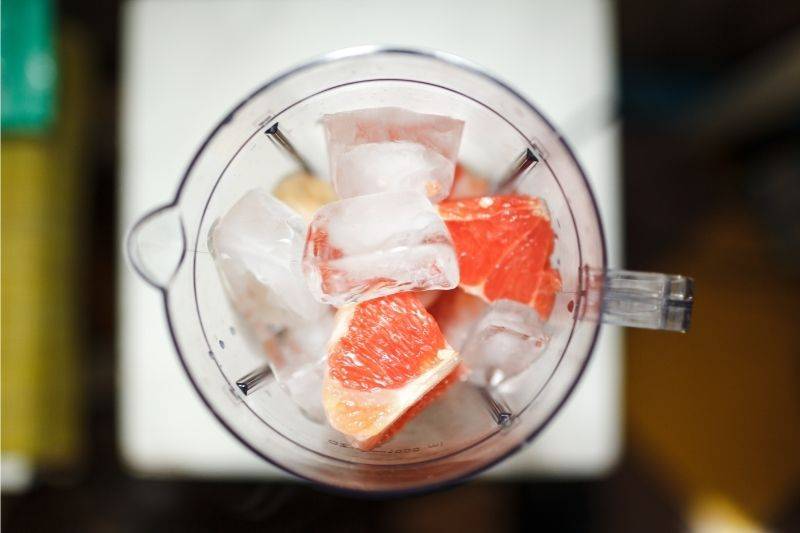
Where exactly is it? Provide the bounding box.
[127,47,693,494]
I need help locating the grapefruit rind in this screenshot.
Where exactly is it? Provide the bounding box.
[323,346,459,450]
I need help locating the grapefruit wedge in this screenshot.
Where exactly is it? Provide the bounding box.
[437,195,561,319]
[323,293,460,450]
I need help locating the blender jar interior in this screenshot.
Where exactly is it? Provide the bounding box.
[159,50,604,493]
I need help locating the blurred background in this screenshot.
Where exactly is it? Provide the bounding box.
[2,0,799,531]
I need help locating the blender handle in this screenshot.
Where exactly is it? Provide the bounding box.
[127,204,186,290]
[598,269,694,332]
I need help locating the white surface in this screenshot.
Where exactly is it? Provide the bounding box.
[119,0,622,478]
[1,454,34,493]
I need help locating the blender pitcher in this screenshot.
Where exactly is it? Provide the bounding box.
[126,47,693,494]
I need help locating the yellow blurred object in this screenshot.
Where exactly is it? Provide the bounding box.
[627,208,800,524]
[272,171,337,221]
[692,494,766,533]
[1,27,90,477]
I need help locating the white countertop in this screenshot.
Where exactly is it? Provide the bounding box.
[119,0,622,479]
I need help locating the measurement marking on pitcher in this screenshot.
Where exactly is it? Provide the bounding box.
[236,365,272,395]
[264,122,313,174]
[326,439,442,454]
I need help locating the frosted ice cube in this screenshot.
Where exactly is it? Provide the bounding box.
[265,311,335,423]
[462,300,550,388]
[302,190,459,306]
[334,141,454,202]
[281,359,326,422]
[210,189,327,332]
[323,107,464,202]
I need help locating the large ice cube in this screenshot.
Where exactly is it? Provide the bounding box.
[429,289,488,351]
[302,190,459,306]
[461,300,550,388]
[334,141,454,202]
[210,189,327,332]
[323,107,464,202]
[265,311,335,423]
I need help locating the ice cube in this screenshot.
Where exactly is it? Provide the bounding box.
[461,300,550,388]
[334,141,455,202]
[265,311,335,423]
[323,107,464,202]
[429,289,488,351]
[302,190,460,306]
[210,189,327,332]
[280,359,326,422]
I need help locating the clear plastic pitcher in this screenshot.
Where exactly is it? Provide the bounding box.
[127,47,693,494]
